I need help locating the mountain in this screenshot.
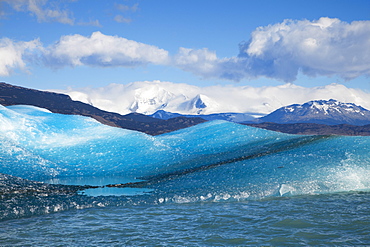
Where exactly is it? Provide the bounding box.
[150,110,256,123]
[153,99,370,127]
[54,81,370,118]
[255,99,370,126]
[179,94,220,114]
[0,82,206,135]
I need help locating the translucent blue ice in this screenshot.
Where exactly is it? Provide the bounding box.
[1,104,370,200]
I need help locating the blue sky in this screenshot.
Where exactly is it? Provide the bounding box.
[1,0,370,91]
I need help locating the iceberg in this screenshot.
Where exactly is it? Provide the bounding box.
[1,104,370,202]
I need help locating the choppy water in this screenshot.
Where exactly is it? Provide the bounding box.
[1,192,370,246]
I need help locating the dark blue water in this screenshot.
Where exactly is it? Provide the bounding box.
[1,192,370,246]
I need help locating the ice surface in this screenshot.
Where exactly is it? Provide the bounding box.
[1,104,370,202]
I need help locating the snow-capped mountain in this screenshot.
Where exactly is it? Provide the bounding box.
[256,99,370,125]
[53,80,370,117]
[179,94,220,114]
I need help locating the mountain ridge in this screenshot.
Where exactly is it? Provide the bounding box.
[254,99,370,126]
[0,82,206,135]
[55,81,370,117]
[150,100,370,136]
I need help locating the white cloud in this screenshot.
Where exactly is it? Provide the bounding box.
[0,37,41,76]
[172,48,247,82]
[175,17,370,82]
[115,3,139,12]
[173,47,219,77]
[238,17,370,82]
[113,3,138,23]
[77,19,102,27]
[114,15,132,24]
[53,81,370,116]
[42,31,170,68]
[0,32,171,73]
[2,0,74,24]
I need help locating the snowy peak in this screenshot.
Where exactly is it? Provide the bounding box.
[129,86,176,114]
[285,99,366,115]
[259,99,370,125]
[180,94,219,114]
[192,94,208,109]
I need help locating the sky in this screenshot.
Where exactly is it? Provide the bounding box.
[1,0,370,92]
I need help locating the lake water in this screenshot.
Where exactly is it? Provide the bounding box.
[1,191,370,246]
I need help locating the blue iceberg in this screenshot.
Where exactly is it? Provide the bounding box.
[1,104,370,203]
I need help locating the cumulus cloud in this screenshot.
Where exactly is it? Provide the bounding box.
[2,0,75,24]
[0,37,41,76]
[237,17,370,81]
[172,48,247,81]
[175,17,370,82]
[0,32,170,74]
[173,47,219,77]
[42,31,170,68]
